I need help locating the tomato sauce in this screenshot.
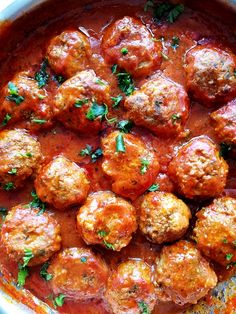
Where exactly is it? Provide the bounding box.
[0,0,235,313]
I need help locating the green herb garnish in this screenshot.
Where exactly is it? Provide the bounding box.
[53,294,65,308]
[74,98,89,108]
[32,119,47,124]
[40,262,53,281]
[111,95,123,108]
[91,148,103,163]
[80,144,93,157]
[8,168,17,175]
[117,120,133,133]
[116,71,135,96]
[3,182,15,191]
[171,36,180,49]
[140,159,150,174]
[35,59,49,88]
[52,75,65,85]
[148,184,160,192]
[121,47,129,55]
[171,113,181,124]
[95,78,106,86]
[86,102,107,121]
[226,253,233,261]
[2,113,11,126]
[17,264,29,287]
[0,207,8,220]
[98,230,108,238]
[138,300,150,314]
[22,249,34,267]
[146,1,184,24]
[30,190,46,215]
[80,256,87,263]
[6,82,24,105]
[116,133,126,153]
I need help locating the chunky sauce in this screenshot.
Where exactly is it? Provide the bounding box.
[0,0,235,313]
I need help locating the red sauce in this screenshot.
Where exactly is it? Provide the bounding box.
[0,0,235,313]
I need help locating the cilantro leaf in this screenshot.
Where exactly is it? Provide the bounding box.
[171,36,180,50]
[8,168,17,175]
[30,190,46,215]
[3,182,15,191]
[32,119,47,124]
[116,134,126,153]
[226,253,233,261]
[171,113,181,125]
[6,82,24,105]
[111,95,123,108]
[167,4,184,23]
[116,71,135,96]
[86,102,107,121]
[80,144,93,156]
[140,159,150,174]
[2,113,11,126]
[52,75,65,85]
[91,148,103,162]
[53,294,65,308]
[150,2,184,24]
[0,207,8,220]
[148,184,160,192]
[40,262,53,281]
[22,249,34,267]
[138,301,150,314]
[121,47,129,55]
[35,59,49,88]
[17,264,29,287]
[117,120,133,133]
[98,230,108,238]
[74,98,89,108]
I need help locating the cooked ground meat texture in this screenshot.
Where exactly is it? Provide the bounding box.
[193,197,236,267]
[210,99,236,144]
[105,259,156,314]
[101,131,159,200]
[46,30,91,78]
[48,247,109,301]
[1,204,61,266]
[0,129,41,190]
[35,155,90,210]
[101,16,162,77]
[53,69,111,134]
[168,136,228,199]
[0,71,53,132]
[185,44,236,106]
[139,191,191,244]
[77,191,137,251]
[154,240,218,305]
[124,75,190,137]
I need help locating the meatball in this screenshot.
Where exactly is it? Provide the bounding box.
[139,192,191,244]
[48,247,109,301]
[154,240,218,305]
[53,69,111,134]
[168,136,228,198]
[1,204,61,266]
[77,191,137,251]
[193,197,236,267]
[105,259,156,314]
[35,155,90,210]
[101,16,162,77]
[185,45,236,105]
[46,30,91,78]
[124,75,190,137]
[210,99,236,145]
[0,72,53,131]
[101,131,159,200]
[0,129,41,190]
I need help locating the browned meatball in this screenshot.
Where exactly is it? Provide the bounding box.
[210,99,236,144]
[1,204,61,266]
[101,16,162,77]
[77,191,137,251]
[168,136,228,199]
[102,131,159,200]
[105,259,156,314]
[0,129,41,190]
[154,240,218,305]
[193,197,236,267]
[48,247,109,301]
[35,156,90,210]
[47,30,91,78]
[0,72,53,131]
[139,192,191,244]
[53,70,111,134]
[124,75,190,137]
[185,44,236,105]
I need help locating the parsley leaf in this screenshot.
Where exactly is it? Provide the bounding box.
[149,2,184,24]
[121,47,129,55]
[35,59,49,88]
[116,70,135,96]
[98,230,108,238]
[0,207,8,220]
[111,64,118,74]
[138,301,150,314]
[171,36,180,50]
[80,144,93,156]
[6,82,24,105]
[80,256,87,263]
[74,98,89,108]
[23,249,34,267]
[140,159,150,174]
[2,113,11,126]
[40,262,53,281]
[3,182,15,191]
[167,4,184,23]
[111,95,123,108]
[116,134,126,153]
[30,190,46,215]
[117,120,133,133]
[219,142,232,159]
[52,75,66,85]
[17,264,29,287]
[86,102,107,121]
[171,113,181,125]
[8,168,17,175]
[53,294,65,308]
[226,253,233,261]
[91,148,103,162]
[104,240,115,250]
[32,119,47,124]
[80,145,103,163]
[148,184,160,192]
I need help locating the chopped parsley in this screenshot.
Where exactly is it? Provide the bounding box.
[111,64,118,74]
[8,168,17,175]
[138,301,150,314]
[40,262,53,281]
[98,230,108,238]
[74,98,89,108]
[80,145,103,163]
[171,36,180,50]
[104,241,115,250]
[91,148,103,162]
[226,262,236,270]
[53,294,65,308]
[226,253,233,261]
[0,207,8,220]
[30,190,46,215]
[2,113,11,126]
[117,120,133,133]
[145,1,184,24]
[80,144,93,157]
[32,119,47,124]
[17,249,34,287]
[23,249,34,267]
[80,256,87,263]
[112,65,135,96]
[86,102,107,121]
[6,82,24,105]
[35,59,49,88]
[52,75,66,85]
[171,113,181,124]
[20,152,33,158]
[98,230,114,250]
[3,182,15,191]
[121,47,129,55]
[148,183,160,192]
[222,238,228,244]
[140,159,150,174]
[116,133,126,153]
[219,142,232,159]
[111,95,123,108]
[95,78,106,86]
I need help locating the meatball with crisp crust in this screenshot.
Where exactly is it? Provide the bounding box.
[1,204,61,266]
[102,131,159,200]
[35,156,90,210]
[105,259,156,314]
[185,45,236,105]
[48,247,109,301]
[168,136,228,199]
[210,99,236,144]
[124,75,190,137]
[193,197,236,267]
[102,16,162,77]
[53,69,111,134]
[47,30,91,78]
[77,191,137,251]
[0,72,53,131]
[154,240,217,305]
[0,129,41,190]
[139,192,191,244]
